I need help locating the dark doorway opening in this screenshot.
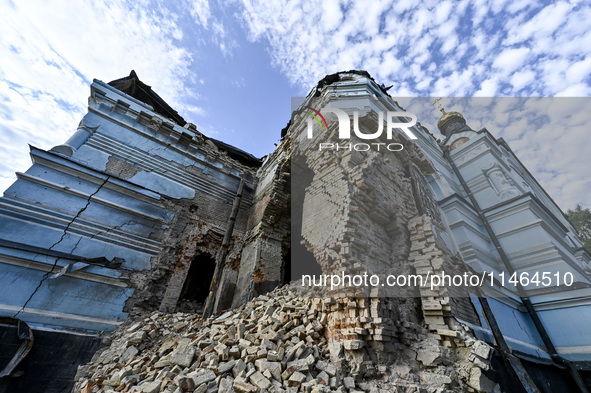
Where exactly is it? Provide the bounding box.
[282,247,292,284]
[176,253,216,313]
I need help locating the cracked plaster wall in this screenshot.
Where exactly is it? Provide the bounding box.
[0,79,259,332]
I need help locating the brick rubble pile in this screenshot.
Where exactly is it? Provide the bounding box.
[72,284,500,393]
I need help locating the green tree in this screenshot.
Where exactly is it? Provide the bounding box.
[566,204,591,250]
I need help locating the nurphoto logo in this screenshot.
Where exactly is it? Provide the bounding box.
[302,106,418,151]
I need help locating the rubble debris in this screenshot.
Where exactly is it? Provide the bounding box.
[72,284,500,393]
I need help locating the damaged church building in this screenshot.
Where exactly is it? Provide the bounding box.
[0,70,590,392]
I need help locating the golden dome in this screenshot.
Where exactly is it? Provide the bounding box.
[437,111,464,128]
[437,111,466,136]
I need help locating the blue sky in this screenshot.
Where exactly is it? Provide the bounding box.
[0,0,590,208]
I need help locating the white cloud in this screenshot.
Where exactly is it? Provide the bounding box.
[510,69,536,91]
[566,57,591,85]
[321,0,343,31]
[556,83,591,97]
[234,0,590,98]
[493,47,531,74]
[506,2,572,45]
[475,79,499,96]
[434,1,453,24]
[189,0,212,27]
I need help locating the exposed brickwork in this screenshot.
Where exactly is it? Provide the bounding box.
[408,215,481,342]
[232,138,291,307]
[118,133,259,316]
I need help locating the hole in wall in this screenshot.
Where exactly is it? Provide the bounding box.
[282,247,292,284]
[176,253,216,313]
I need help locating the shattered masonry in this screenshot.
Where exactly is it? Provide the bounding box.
[71,284,498,393]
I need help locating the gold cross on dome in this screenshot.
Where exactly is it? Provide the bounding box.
[433,98,446,114]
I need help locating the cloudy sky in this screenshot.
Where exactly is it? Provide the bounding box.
[0,0,590,209]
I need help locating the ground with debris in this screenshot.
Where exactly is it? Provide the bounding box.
[72,283,499,393]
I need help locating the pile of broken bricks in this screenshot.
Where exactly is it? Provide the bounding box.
[73,286,350,393]
[72,283,499,393]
